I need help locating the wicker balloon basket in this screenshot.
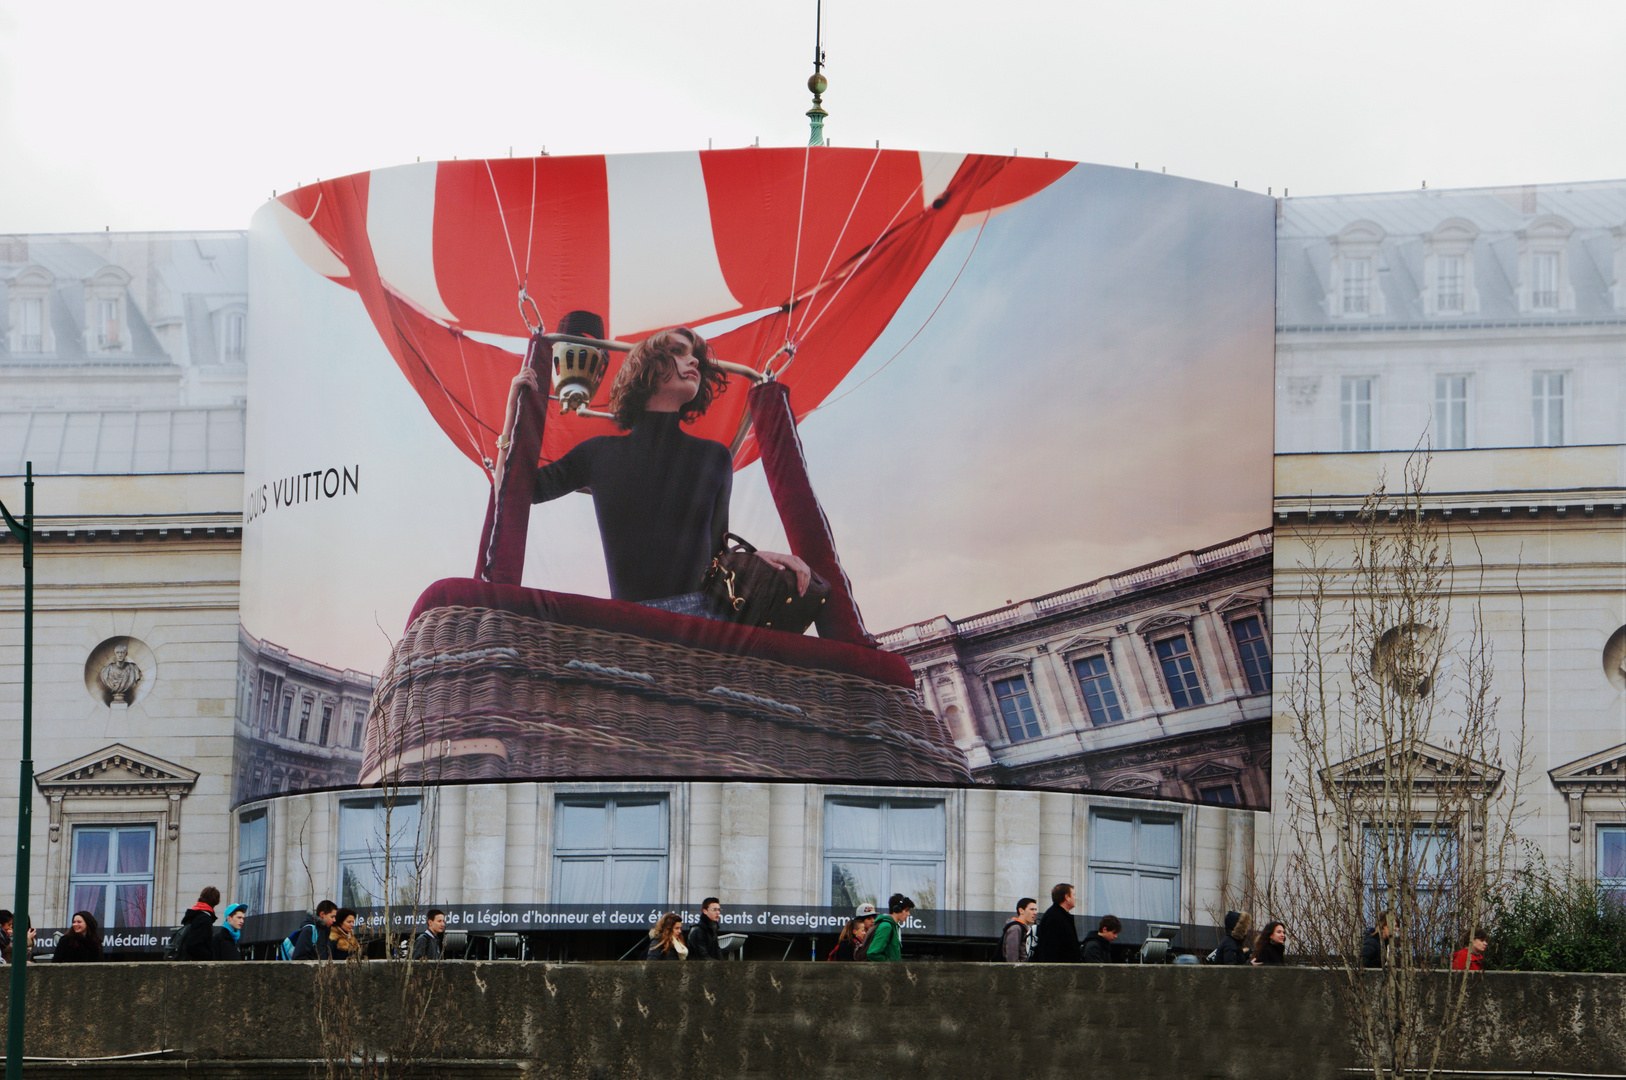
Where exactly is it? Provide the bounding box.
[360,605,971,786]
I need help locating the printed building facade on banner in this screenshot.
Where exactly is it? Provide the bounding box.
[881,532,1272,808]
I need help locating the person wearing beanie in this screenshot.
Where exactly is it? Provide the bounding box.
[175,886,221,961]
[211,903,248,960]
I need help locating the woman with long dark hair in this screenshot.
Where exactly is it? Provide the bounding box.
[53,911,103,962]
[498,327,808,618]
[1250,920,1288,965]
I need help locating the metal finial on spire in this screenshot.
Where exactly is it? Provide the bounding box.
[806,0,827,147]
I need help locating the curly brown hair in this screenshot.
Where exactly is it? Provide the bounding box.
[607,327,729,430]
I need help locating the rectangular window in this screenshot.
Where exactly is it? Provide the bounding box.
[1363,823,1457,926]
[1341,377,1374,451]
[18,298,43,352]
[297,699,312,741]
[1072,655,1124,725]
[1531,252,1559,309]
[257,677,275,729]
[1154,636,1204,709]
[553,796,669,905]
[1436,255,1464,312]
[991,675,1042,742]
[279,694,292,736]
[1199,785,1240,805]
[223,312,246,362]
[1599,826,1626,907]
[237,810,267,914]
[1341,258,1371,314]
[824,797,946,912]
[1533,373,1565,446]
[96,298,119,349]
[318,704,333,746]
[1230,616,1271,694]
[338,797,422,909]
[351,708,365,750]
[69,825,155,929]
[1433,375,1468,450]
[1088,810,1180,922]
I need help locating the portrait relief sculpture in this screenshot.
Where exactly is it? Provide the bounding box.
[98,644,142,704]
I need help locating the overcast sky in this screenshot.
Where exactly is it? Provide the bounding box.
[2,0,1624,233]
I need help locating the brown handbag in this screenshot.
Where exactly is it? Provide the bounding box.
[702,534,831,634]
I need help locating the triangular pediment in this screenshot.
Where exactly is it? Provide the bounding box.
[1184,760,1241,783]
[36,744,199,796]
[1322,740,1503,794]
[974,653,1032,676]
[1216,591,1268,614]
[1054,634,1114,656]
[1136,612,1191,636]
[1549,744,1626,792]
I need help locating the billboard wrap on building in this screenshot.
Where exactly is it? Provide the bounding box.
[236,149,1275,810]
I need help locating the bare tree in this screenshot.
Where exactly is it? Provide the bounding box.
[1271,449,1529,1080]
[312,635,450,1080]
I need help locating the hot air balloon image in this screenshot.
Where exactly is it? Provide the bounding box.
[266,147,1072,788]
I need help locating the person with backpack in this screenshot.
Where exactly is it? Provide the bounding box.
[865,894,913,962]
[172,887,220,961]
[282,900,338,961]
[1079,915,1121,963]
[1000,898,1038,962]
[210,904,248,960]
[411,909,446,960]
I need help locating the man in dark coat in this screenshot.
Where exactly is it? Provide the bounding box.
[1361,910,1391,968]
[412,909,446,960]
[175,886,220,961]
[1032,883,1080,963]
[1213,911,1251,964]
[289,901,338,960]
[1080,915,1121,963]
[686,898,724,960]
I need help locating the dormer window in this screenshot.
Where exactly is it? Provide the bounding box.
[1423,218,1478,316]
[82,265,132,355]
[1517,215,1574,313]
[17,297,44,353]
[1531,253,1559,310]
[6,265,55,354]
[1342,258,1371,314]
[1328,221,1386,320]
[96,298,121,350]
[1436,256,1464,312]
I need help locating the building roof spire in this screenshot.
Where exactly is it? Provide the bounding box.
[806,0,827,147]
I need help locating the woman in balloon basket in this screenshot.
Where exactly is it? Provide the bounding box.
[496,316,811,620]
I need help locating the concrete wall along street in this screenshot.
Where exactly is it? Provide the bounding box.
[2,964,1626,1079]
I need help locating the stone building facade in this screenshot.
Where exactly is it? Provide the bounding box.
[879,532,1273,809]
[1275,181,1626,456]
[0,232,247,934]
[1272,446,1626,898]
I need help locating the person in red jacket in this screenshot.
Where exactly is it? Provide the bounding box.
[1451,928,1488,971]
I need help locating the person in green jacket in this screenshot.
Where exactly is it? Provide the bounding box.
[865,893,914,961]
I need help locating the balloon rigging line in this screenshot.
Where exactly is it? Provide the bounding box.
[792,146,884,344]
[794,171,931,344]
[485,160,525,296]
[810,169,1003,416]
[387,297,492,467]
[522,157,538,289]
[451,328,486,458]
[785,143,812,352]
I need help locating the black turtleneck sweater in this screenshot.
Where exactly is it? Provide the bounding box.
[532,411,732,602]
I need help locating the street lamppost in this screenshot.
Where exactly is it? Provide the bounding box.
[0,464,34,1080]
